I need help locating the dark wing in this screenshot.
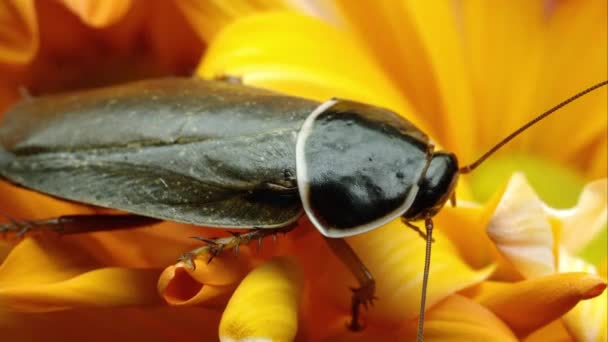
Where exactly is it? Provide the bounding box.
[0,78,319,228]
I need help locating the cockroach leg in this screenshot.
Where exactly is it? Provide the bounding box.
[0,214,160,237]
[402,218,435,243]
[450,191,457,207]
[181,224,297,269]
[324,237,377,331]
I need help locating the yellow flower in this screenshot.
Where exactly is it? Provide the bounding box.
[0,1,606,341]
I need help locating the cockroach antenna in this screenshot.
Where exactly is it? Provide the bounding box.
[459,80,608,174]
[416,80,607,342]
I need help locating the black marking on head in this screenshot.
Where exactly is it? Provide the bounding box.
[403,152,459,221]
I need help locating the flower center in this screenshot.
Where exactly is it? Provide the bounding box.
[467,153,585,209]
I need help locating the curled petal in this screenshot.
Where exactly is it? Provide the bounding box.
[0,0,38,65]
[198,11,424,132]
[219,257,303,342]
[559,250,607,342]
[550,178,607,254]
[487,173,555,278]
[471,272,606,337]
[0,237,162,312]
[59,0,132,27]
[158,252,251,307]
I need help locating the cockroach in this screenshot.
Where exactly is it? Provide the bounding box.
[0,77,606,340]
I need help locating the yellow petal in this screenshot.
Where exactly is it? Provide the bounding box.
[550,179,607,253]
[59,0,132,27]
[197,11,426,133]
[315,220,495,326]
[434,195,505,274]
[395,1,475,159]
[177,0,288,42]
[524,1,607,173]
[158,252,251,307]
[460,1,545,152]
[318,295,517,342]
[558,250,607,342]
[471,273,606,337]
[219,257,303,342]
[0,0,38,65]
[487,173,556,278]
[333,1,471,151]
[422,295,517,342]
[0,237,161,312]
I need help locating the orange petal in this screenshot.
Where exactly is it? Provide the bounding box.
[314,220,494,326]
[524,320,572,342]
[59,0,132,27]
[177,0,288,42]
[197,11,426,133]
[158,252,251,307]
[0,237,162,312]
[219,257,303,341]
[0,307,222,341]
[471,273,606,337]
[0,0,38,65]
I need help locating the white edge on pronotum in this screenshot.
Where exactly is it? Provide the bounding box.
[295,98,420,238]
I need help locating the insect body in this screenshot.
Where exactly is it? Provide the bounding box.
[0,77,605,341]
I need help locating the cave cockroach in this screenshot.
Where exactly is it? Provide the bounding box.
[0,77,606,340]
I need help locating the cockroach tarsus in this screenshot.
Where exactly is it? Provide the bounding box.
[0,77,606,342]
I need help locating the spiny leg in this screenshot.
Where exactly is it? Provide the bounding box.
[324,237,377,331]
[0,214,160,237]
[179,224,296,269]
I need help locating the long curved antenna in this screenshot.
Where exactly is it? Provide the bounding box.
[459,80,607,174]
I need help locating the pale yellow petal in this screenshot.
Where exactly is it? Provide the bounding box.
[549,179,607,253]
[219,257,303,342]
[559,250,607,342]
[487,173,556,278]
[471,273,606,337]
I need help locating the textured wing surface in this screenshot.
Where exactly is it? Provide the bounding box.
[0,78,319,228]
